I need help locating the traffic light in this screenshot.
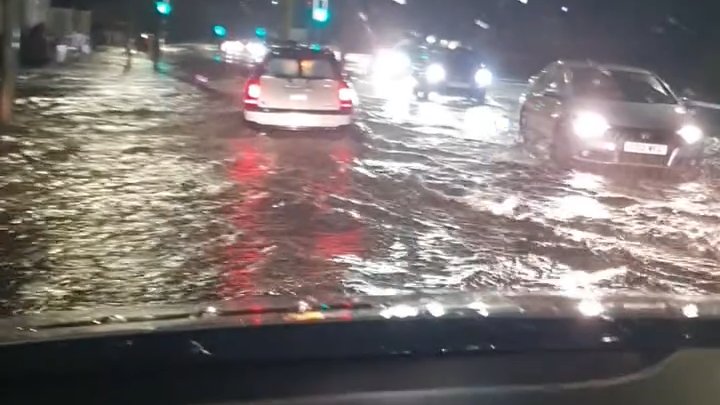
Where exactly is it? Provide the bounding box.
[255,27,267,38]
[213,25,227,37]
[155,1,172,15]
[312,0,329,23]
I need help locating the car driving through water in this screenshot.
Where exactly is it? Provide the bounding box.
[241,45,356,129]
[519,61,704,169]
[371,42,492,104]
[220,38,268,65]
[412,46,492,104]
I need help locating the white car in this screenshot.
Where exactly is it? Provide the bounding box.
[242,46,356,129]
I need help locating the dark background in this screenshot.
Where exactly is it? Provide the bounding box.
[52,0,720,96]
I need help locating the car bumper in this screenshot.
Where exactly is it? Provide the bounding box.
[569,139,703,168]
[243,109,353,130]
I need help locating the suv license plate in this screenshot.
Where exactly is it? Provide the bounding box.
[623,142,668,155]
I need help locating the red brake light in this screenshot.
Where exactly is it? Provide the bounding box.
[247,84,261,98]
[243,77,261,110]
[338,81,353,112]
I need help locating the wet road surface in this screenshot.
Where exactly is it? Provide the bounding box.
[2,48,720,315]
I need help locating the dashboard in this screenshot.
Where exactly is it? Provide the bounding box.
[2,314,720,405]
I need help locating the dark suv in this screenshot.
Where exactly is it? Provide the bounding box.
[411,46,492,104]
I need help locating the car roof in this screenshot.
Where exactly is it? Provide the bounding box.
[557,60,654,75]
[268,45,336,59]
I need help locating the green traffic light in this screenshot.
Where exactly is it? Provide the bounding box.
[255,27,267,38]
[213,25,226,37]
[312,8,328,22]
[155,1,172,15]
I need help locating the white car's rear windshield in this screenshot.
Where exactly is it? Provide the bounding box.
[264,55,339,80]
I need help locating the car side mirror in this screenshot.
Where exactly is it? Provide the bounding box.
[543,89,562,99]
[681,87,696,99]
[680,97,698,114]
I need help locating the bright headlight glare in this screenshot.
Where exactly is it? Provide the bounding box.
[572,112,610,139]
[247,42,267,58]
[374,50,411,75]
[222,41,244,53]
[677,125,703,144]
[475,68,493,87]
[426,64,446,84]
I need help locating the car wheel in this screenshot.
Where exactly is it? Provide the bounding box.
[519,107,529,144]
[679,167,702,181]
[675,157,704,181]
[550,127,573,169]
[473,89,487,105]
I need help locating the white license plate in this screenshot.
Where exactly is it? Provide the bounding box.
[623,142,668,155]
[289,94,307,101]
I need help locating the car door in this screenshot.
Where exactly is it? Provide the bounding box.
[522,66,554,142]
[535,67,570,141]
[525,65,569,144]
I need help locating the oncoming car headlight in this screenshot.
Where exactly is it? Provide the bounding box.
[677,125,703,144]
[572,112,610,139]
[426,64,446,84]
[246,42,267,61]
[221,41,244,53]
[474,68,493,87]
[374,49,411,76]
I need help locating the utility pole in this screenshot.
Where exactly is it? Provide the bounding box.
[152,0,171,71]
[311,0,329,44]
[285,0,293,40]
[0,0,16,124]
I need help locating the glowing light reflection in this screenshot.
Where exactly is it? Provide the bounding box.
[468,301,489,316]
[547,195,610,220]
[426,302,446,317]
[462,106,510,139]
[380,304,420,319]
[578,299,604,316]
[682,303,699,318]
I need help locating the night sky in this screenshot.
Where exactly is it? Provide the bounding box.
[51,0,720,90]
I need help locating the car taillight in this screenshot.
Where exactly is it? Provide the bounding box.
[243,78,261,110]
[338,81,353,113]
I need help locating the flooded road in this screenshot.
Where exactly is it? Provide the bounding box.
[2,49,720,315]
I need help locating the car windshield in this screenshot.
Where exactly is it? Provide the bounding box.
[571,68,677,104]
[2,0,720,347]
[264,54,339,79]
[442,49,479,67]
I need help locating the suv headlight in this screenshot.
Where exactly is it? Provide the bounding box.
[475,68,493,87]
[677,125,703,144]
[572,112,610,139]
[426,64,446,84]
